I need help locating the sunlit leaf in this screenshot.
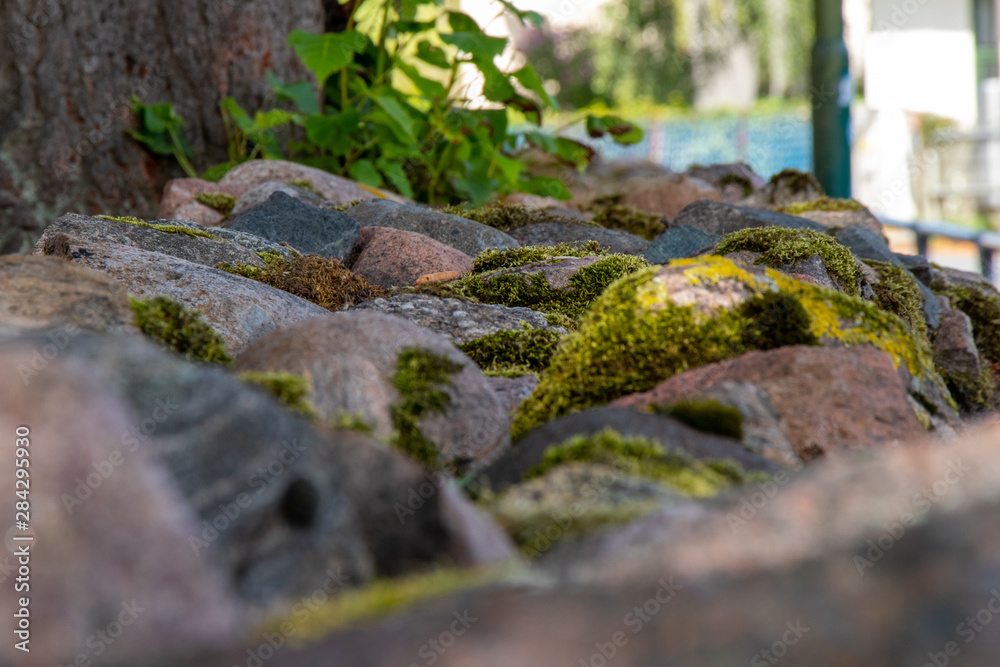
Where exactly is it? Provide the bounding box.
[288,30,368,86]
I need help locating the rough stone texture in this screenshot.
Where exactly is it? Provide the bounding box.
[487,374,540,418]
[934,307,982,377]
[0,1,327,255]
[0,255,138,336]
[837,225,942,330]
[769,253,839,291]
[614,346,925,461]
[642,225,720,263]
[158,178,246,225]
[742,169,825,208]
[218,159,408,205]
[60,239,330,356]
[480,256,604,291]
[673,200,826,236]
[351,293,566,345]
[619,175,722,221]
[344,199,519,256]
[229,192,361,260]
[485,407,781,491]
[234,311,510,469]
[0,345,243,667]
[793,207,885,237]
[685,162,767,203]
[33,213,270,270]
[228,181,328,220]
[349,227,473,288]
[509,221,649,255]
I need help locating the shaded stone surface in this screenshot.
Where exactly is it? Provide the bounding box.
[218,159,407,205]
[349,227,473,288]
[158,178,245,226]
[352,293,565,345]
[509,221,649,254]
[229,192,361,261]
[673,200,826,235]
[487,374,540,418]
[228,180,328,220]
[344,199,519,256]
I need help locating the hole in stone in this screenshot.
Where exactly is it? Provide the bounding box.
[280,478,319,529]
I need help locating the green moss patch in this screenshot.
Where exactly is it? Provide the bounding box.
[459,327,563,377]
[98,215,220,240]
[931,282,1000,365]
[715,226,862,296]
[777,196,865,216]
[237,371,317,419]
[738,290,819,350]
[655,399,744,440]
[589,203,666,241]
[867,260,928,339]
[442,202,590,232]
[511,256,940,439]
[194,192,237,217]
[472,241,604,273]
[718,173,755,197]
[129,295,232,365]
[390,348,464,468]
[329,410,376,434]
[769,168,824,195]
[217,254,385,311]
[285,178,321,196]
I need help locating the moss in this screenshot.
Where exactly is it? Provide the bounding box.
[216,254,385,311]
[285,178,321,196]
[512,256,941,439]
[41,232,71,258]
[194,192,237,217]
[237,371,317,419]
[330,199,366,211]
[589,203,666,241]
[769,168,824,195]
[777,196,865,216]
[715,226,862,296]
[329,410,377,434]
[98,215,220,240]
[390,348,464,468]
[656,399,744,440]
[718,173,755,197]
[866,260,928,340]
[459,327,563,376]
[472,241,604,273]
[942,365,996,414]
[442,202,591,232]
[129,295,232,365]
[266,566,513,640]
[931,282,1000,365]
[738,290,819,350]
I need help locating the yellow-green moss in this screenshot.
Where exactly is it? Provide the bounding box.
[237,371,317,419]
[194,192,237,217]
[769,168,824,195]
[330,199,366,211]
[589,203,666,241]
[777,196,865,216]
[718,173,755,197]
[442,202,592,232]
[715,226,862,296]
[512,256,940,439]
[390,348,464,469]
[943,365,996,414]
[216,254,385,311]
[129,295,232,365]
[285,178,321,196]
[472,241,605,273]
[866,260,929,340]
[98,215,221,240]
[329,410,377,434]
[655,399,744,440]
[459,326,563,376]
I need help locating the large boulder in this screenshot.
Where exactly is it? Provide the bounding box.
[349,227,473,288]
[157,178,246,225]
[234,311,510,471]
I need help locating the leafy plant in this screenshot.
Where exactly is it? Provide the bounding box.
[131,0,643,203]
[128,98,198,178]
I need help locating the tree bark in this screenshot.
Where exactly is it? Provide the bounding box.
[0,0,325,254]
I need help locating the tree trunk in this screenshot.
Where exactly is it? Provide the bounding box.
[0,0,325,254]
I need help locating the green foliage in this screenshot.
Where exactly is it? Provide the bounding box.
[130,1,642,205]
[129,295,232,365]
[237,371,318,419]
[459,326,563,376]
[656,399,744,440]
[390,348,464,468]
[128,98,198,178]
[716,227,861,296]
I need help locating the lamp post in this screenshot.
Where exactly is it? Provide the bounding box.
[812,0,852,198]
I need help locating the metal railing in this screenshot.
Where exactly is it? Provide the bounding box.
[878,216,1000,285]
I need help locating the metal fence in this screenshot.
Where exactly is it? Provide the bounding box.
[879,216,1000,286]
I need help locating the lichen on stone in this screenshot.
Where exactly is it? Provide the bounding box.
[237,371,317,419]
[390,348,464,469]
[715,226,862,296]
[459,326,563,377]
[98,214,221,240]
[216,254,385,311]
[655,399,744,440]
[129,295,232,365]
[777,196,866,215]
[194,192,237,217]
[285,178,321,196]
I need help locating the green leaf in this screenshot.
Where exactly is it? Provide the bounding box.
[305,109,360,156]
[394,20,436,33]
[267,71,320,115]
[512,64,557,110]
[396,62,447,98]
[248,109,299,132]
[201,161,240,182]
[348,159,384,188]
[496,1,545,27]
[377,158,414,199]
[442,32,507,60]
[492,152,523,185]
[473,56,516,102]
[126,129,174,155]
[585,114,644,145]
[221,97,254,132]
[374,94,418,142]
[416,41,451,69]
[288,30,368,86]
[518,175,571,200]
[446,11,482,33]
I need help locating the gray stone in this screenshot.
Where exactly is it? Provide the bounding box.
[351,293,566,345]
[218,159,408,205]
[229,192,361,260]
[58,239,330,356]
[642,225,719,263]
[934,308,981,377]
[487,374,540,417]
[673,200,826,236]
[229,180,328,219]
[509,221,649,254]
[344,199,520,256]
[234,311,510,471]
[482,407,781,491]
[480,256,604,291]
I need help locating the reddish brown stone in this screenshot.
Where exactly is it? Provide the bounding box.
[158,178,244,225]
[619,175,722,221]
[350,227,473,288]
